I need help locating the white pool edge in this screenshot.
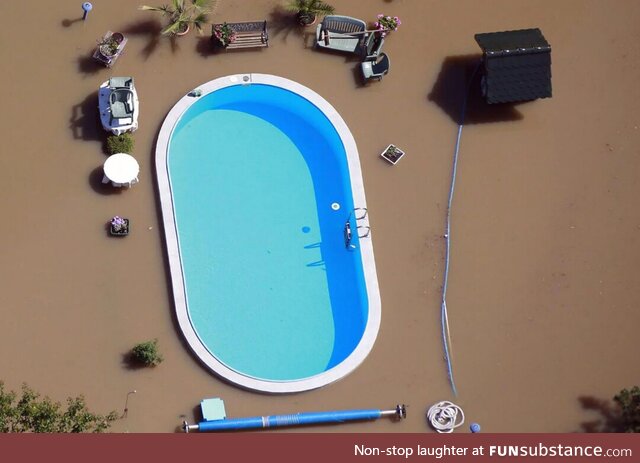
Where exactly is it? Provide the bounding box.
[155,74,381,393]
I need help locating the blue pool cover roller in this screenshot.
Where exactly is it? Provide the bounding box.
[183,402,406,432]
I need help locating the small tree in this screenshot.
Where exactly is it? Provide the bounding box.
[614,386,640,433]
[0,382,118,433]
[106,133,134,155]
[140,0,214,36]
[131,339,164,367]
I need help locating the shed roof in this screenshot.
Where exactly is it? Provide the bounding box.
[475,28,552,104]
[475,28,550,56]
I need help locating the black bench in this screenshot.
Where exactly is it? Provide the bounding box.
[212,21,269,49]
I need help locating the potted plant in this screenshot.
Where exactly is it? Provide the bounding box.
[373,14,402,36]
[285,0,335,26]
[380,144,405,165]
[98,33,124,58]
[212,22,237,47]
[109,216,130,236]
[139,0,213,36]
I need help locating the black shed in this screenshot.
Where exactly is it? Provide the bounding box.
[475,28,552,104]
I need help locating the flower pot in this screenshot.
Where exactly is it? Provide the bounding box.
[297,12,317,26]
[176,23,190,36]
[214,39,231,48]
[111,32,125,44]
[109,218,130,236]
[381,144,405,165]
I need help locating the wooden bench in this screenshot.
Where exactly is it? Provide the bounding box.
[212,21,269,49]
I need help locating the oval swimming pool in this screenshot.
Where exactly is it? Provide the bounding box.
[156,74,380,393]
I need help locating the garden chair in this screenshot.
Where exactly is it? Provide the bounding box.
[361,53,390,81]
[363,32,385,61]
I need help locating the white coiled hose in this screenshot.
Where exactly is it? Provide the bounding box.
[426,401,465,433]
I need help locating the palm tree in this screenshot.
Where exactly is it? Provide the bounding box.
[285,0,335,26]
[140,0,214,36]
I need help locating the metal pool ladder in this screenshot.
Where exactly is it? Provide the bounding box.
[344,207,370,249]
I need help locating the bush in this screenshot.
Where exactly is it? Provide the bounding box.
[614,386,640,433]
[131,339,164,367]
[0,382,118,433]
[106,133,134,154]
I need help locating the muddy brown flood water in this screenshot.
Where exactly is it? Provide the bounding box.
[0,0,638,433]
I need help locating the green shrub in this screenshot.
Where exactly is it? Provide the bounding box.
[0,381,118,433]
[131,339,164,367]
[614,386,640,433]
[106,133,134,154]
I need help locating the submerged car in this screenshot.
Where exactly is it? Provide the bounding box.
[98,77,139,135]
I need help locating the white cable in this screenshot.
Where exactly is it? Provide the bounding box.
[426,401,465,433]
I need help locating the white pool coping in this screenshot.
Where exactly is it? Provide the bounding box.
[155,74,381,393]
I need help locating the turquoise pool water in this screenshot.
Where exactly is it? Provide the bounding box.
[168,84,369,381]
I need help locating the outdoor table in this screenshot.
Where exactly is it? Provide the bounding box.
[102,153,139,187]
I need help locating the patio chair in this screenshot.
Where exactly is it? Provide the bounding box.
[363,32,385,61]
[109,88,135,128]
[361,53,390,81]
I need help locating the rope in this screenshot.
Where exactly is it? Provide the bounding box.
[427,401,465,433]
[440,61,482,396]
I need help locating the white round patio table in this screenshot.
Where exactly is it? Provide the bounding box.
[103,153,139,187]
